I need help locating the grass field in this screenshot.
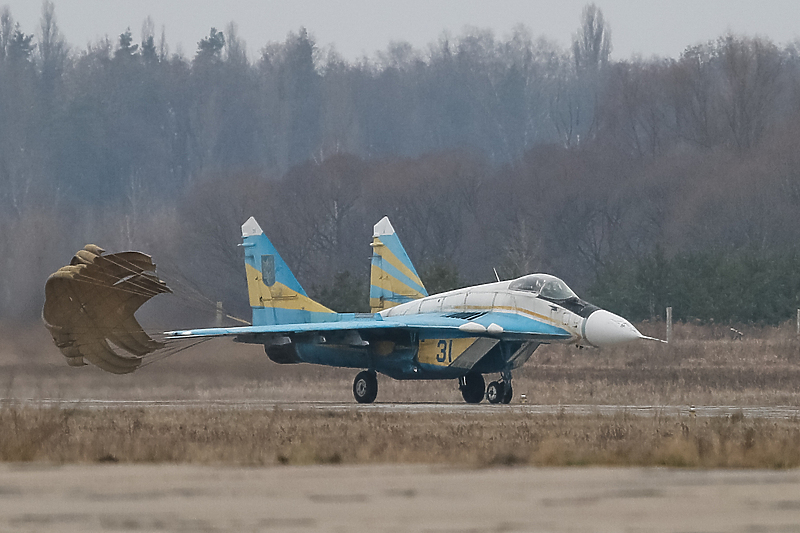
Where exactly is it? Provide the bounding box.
[2,320,800,467]
[2,405,800,468]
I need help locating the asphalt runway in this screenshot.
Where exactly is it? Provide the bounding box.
[5,398,800,419]
[2,464,800,532]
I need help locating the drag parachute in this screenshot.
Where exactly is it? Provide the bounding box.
[43,245,172,374]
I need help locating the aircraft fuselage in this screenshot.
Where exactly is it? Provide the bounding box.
[257,276,642,381]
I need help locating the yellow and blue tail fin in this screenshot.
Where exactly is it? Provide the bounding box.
[241,217,335,326]
[370,216,428,312]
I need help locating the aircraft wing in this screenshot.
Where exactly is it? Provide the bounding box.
[166,311,571,342]
[167,320,406,339]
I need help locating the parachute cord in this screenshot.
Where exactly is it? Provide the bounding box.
[156,262,250,325]
[56,275,234,329]
[67,272,164,298]
[60,249,249,334]
[156,261,213,302]
[85,254,167,297]
[157,269,222,308]
[93,252,249,326]
[65,267,157,295]
[89,254,171,298]
[58,252,169,300]
[80,253,249,325]
[139,338,213,369]
[159,283,251,325]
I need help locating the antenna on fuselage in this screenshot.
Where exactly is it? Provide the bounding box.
[493,268,501,282]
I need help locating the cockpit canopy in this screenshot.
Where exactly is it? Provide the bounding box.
[508,274,577,300]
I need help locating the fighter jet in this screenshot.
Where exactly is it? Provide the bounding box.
[165,216,657,404]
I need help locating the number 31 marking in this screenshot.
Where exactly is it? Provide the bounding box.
[436,340,453,363]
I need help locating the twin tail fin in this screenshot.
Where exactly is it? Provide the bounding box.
[241,216,427,323]
[241,217,334,326]
[369,216,428,312]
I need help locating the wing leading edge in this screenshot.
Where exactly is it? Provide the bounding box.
[166,311,571,341]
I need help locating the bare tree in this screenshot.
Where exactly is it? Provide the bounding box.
[38,0,67,72]
[601,60,672,157]
[717,35,782,151]
[669,44,723,148]
[0,7,12,60]
[224,22,247,66]
[572,3,611,72]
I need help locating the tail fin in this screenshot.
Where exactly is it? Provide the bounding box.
[241,217,335,326]
[370,216,428,312]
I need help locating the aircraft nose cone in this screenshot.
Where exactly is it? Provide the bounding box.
[583,309,643,347]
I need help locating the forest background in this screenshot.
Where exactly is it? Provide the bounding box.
[3,2,800,328]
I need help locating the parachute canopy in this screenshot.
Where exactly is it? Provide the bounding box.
[43,245,172,374]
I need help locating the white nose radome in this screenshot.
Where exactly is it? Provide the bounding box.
[583,309,643,347]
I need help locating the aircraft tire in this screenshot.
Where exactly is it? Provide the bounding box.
[501,383,513,404]
[353,371,378,403]
[460,372,485,404]
[486,381,504,404]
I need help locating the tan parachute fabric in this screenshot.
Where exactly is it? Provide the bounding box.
[42,245,172,374]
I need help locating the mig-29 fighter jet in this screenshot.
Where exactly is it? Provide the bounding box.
[163,216,657,404]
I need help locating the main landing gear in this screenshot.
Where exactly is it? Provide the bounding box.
[459,372,485,404]
[460,370,513,404]
[352,369,514,405]
[353,370,378,403]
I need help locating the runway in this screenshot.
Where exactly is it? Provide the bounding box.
[4,398,800,419]
[3,463,800,533]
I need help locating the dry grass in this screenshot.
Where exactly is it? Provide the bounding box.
[1,405,800,468]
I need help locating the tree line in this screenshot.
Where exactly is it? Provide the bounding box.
[3,3,800,325]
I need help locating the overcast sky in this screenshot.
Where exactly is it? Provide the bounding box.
[3,0,800,61]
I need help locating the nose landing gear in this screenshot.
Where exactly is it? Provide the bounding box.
[486,380,513,404]
[487,369,513,404]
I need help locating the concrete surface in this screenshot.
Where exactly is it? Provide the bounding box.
[1,464,799,532]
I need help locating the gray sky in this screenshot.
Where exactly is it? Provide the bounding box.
[3,0,800,61]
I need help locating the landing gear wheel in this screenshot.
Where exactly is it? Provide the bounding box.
[501,382,513,404]
[353,371,378,403]
[459,373,485,404]
[486,381,504,404]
